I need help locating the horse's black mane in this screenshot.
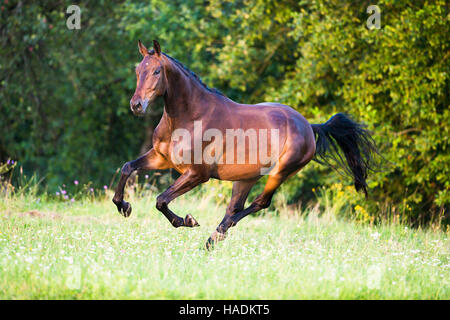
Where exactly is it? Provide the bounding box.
[162,52,224,96]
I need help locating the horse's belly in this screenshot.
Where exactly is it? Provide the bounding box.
[214,163,267,181]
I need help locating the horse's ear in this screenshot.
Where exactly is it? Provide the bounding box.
[138,40,148,57]
[153,40,161,56]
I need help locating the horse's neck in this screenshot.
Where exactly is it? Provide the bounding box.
[162,61,219,125]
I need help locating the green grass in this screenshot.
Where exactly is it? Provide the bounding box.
[0,190,449,299]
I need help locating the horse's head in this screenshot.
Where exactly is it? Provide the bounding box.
[130,40,166,115]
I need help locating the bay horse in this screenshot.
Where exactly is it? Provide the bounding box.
[112,40,379,249]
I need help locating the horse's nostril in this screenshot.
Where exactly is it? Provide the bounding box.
[131,102,142,112]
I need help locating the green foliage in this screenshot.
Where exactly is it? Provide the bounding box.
[0,0,448,222]
[0,1,145,187]
[266,0,449,220]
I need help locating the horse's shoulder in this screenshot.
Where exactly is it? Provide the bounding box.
[152,117,171,145]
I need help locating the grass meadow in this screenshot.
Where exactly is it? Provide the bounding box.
[0,183,449,299]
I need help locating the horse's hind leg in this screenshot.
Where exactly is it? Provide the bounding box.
[206,172,289,249]
[155,169,207,228]
[208,179,258,243]
[113,149,169,217]
[205,159,311,250]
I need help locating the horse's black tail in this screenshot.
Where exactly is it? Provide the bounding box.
[311,113,380,197]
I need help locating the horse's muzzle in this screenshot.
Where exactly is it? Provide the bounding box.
[130,99,148,115]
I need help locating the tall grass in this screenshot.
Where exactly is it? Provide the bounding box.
[0,169,449,299]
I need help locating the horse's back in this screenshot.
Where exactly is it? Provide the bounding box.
[232,101,316,166]
[235,101,314,140]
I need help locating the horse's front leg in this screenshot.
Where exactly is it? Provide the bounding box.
[113,148,169,217]
[155,169,208,228]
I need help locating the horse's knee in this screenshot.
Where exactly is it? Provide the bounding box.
[155,195,167,211]
[217,217,234,234]
[252,197,271,211]
[226,204,244,216]
[121,161,134,176]
[112,197,121,205]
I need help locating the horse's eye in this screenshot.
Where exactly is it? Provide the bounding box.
[153,69,161,75]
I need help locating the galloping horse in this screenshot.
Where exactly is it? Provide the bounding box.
[112,40,378,249]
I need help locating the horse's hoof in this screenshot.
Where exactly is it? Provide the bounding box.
[114,199,132,217]
[205,237,215,251]
[204,231,226,251]
[184,214,200,227]
[122,201,132,217]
